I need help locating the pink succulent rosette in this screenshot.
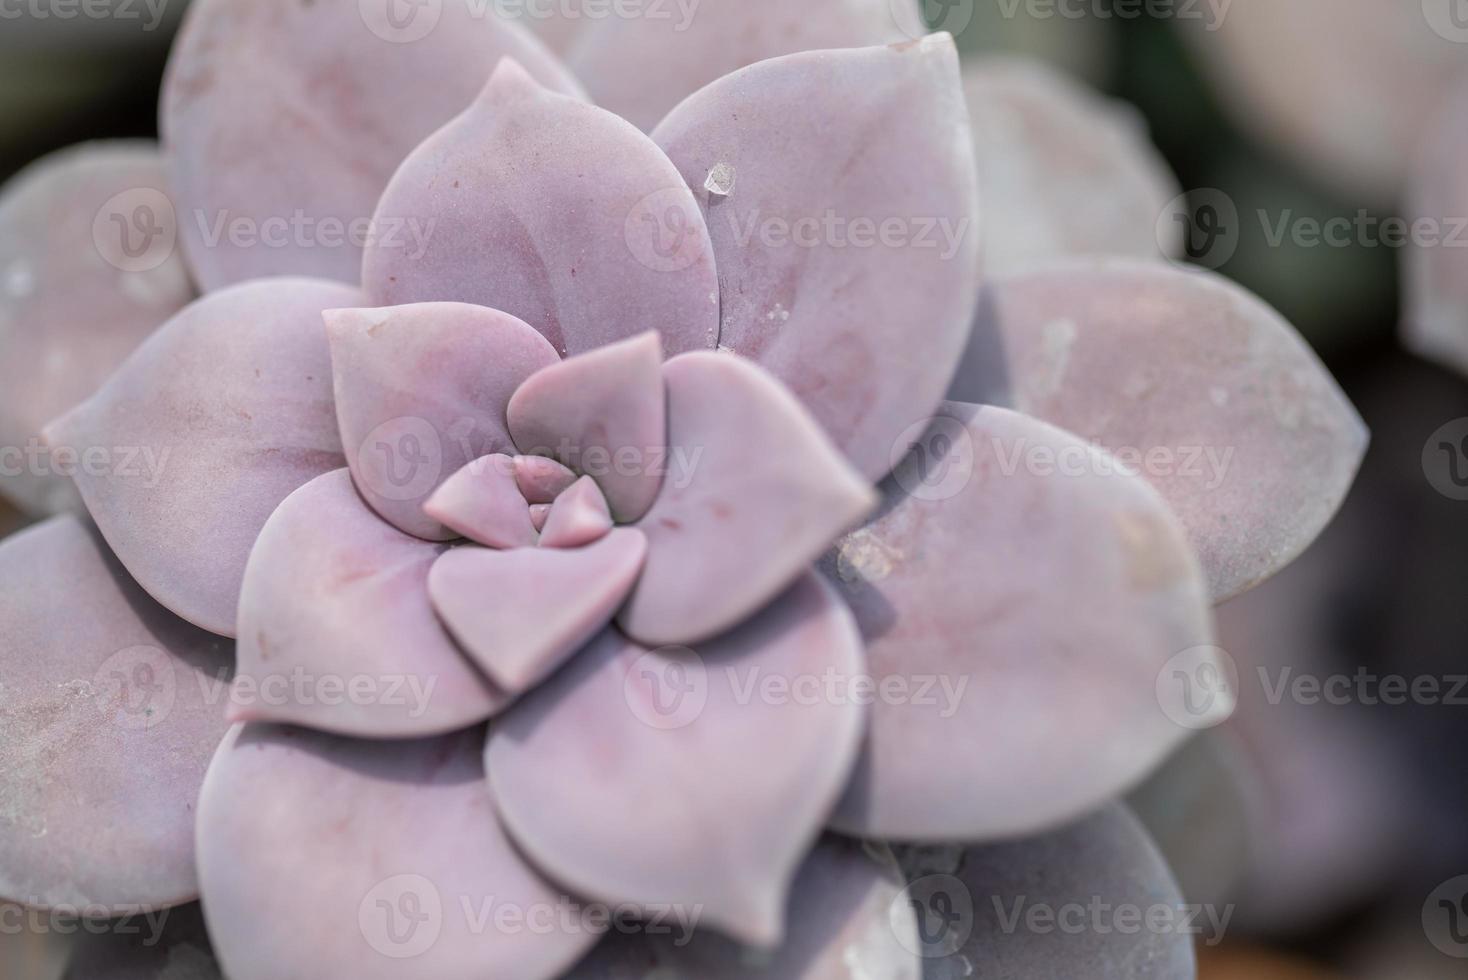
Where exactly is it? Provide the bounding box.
[0,2,1370,978]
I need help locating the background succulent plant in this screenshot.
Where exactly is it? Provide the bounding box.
[1,2,1463,980]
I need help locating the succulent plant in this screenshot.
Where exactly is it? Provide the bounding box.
[0,2,1370,978]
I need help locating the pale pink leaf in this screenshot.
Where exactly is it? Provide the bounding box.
[424,455,540,550]
[538,477,613,549]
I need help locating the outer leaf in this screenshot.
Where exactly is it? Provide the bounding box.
[235,470,507,739]
[162,0,584,289]
[488,574,867,948]
[45,277,364,637]
[507,331,666,523]
[568,0,914,131]
[1402,80,1468,379]
[62,902,221,980]
[962,58,1182,272]
[363,59,719,359]
[0,516,231,910]
[565,837,920,979]
[829,403,1216,841]
[325,303,559,541]
[652,36,981,480]
[893,804,1196,979]
[428,529,648,694]
[620,352,876,647]
[0,142,193,515]
[197,724,599,980]
[964,259,1368,600]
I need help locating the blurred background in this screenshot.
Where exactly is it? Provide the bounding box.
[1,2,1465,978]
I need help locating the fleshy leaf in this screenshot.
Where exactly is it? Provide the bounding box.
[963,259,1368,600]
[568,0,914,131]
[507,331,666,523]
[963,58,1182,272]
[235,469,506,739]
[45,277,364,637]
[197,725,599,980]
[0,141,193,515]
[565,837,920,979]
[529,503,552,532]
[488,573,866,948]
[325,303,558,542]
[828,403,1217,841]
[423,454,540,550]
[619,352,876,647]
[538,476,614,549]
[894,804,1196,978]
[162,0,584,289]
[515,455,579,505]
[652,36,981,479]
[1402,81,1468,379]
[0,516,231,909]
[429,529,648,694]
[62,902,221,980]
[364,59,719,359]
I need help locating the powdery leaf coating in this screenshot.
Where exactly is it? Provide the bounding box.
[424,455,540,549]
[515,455,579,505]
[63,902,221,980]
[0,516,231,910]
[967,259,1368,601]
[162,0,584,289]
[828,403,1216,841]
[508,331,667,523]
[325,303,559,542]
[364,60,719,359]
[568,0,915,131]
[197,724,599,980]
[1402,80,1468,379]
[488,574,867,948]
[652,36,982,480]
[1175,0,1462,205]
[619,352,877,647]
[538,476,614,549]
[429,529,648,694]
[962,58,1182,272]
[565,837,920,979]
[235,469,506,739]
[897,804,1196,979]
[46,277,365,637]
[0,141,193,515]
